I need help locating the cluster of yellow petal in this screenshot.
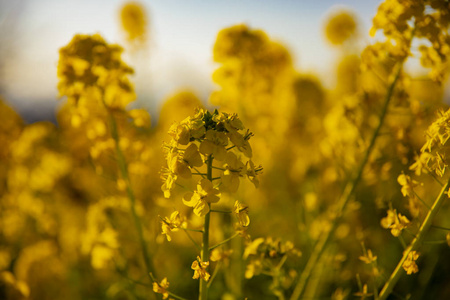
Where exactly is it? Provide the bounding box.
[402,250,420,274]
[191,256,210,281]
[153,277,171,299]
[381,209,410,237]
[243,237,301,279]
[58,34,135,109]
[161,108,261,201]
[371,0,450,83]
[120,2,148,47]
[324,10,357,45]
[410,108,450,177]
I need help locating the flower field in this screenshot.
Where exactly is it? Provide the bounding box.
[1,1,450,299]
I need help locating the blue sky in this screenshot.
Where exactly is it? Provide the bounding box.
[0,0,382,120]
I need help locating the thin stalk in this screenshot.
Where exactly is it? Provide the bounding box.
[210,209,232,214]
[207,261,222,289]
[199,154,213,300]
[378,178,450,300]
[108,112,158,283]
[413,191,431,210]
[430,224,450,231]
[183,229,202,251]
[193,167,207,179]
[290,63,403,300]
[209,233,239,251]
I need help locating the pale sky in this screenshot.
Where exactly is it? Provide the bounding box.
[0,0,382,121]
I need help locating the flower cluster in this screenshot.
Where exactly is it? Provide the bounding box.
[381,209,410,237]
[161,108,261,205]
[371,0,450,83]
[410,108,450,177]
[58,34,135,109]
[243,237,301,279]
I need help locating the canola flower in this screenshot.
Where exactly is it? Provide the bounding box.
[3,0,450,299]
[160,108,261,300]
[120,1,148,48]
[324,10,357,45]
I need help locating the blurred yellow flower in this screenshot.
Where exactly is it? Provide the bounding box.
[324,10,357,45]
[153,277,170,299]
[120,1,147,45]
[234,200,250,227]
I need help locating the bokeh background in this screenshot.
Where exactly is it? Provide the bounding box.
[1,0,385,123]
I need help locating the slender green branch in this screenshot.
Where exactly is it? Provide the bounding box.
[193,167,207,179]
[193,172,208,176]
[210,209,232,214]
[413,191,431,210]
[175,182,194,192]
[199,154,213,300]
[107,111,158,285]
[431,224,450,231]
[290,63,404,300]
[209,233,239,251]
[427,170,444,187]
[167,290,190,300]
[182,228,204,233]
[183,229,202,251]
[423,240,447,244]
[397,235,407,250]
[212,166,226,171]
[206,261,222,289]
[378,178,450,300]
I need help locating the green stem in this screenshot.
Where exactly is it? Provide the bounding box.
[209,233,239,251]
[108,112,158,283]
[207,261,222,289]
[199,154,213,300]
[378,178,450,300]
[167,291,190,300]
[193,167,207,179]
[290,63,403,300]
[431,224,450,231]
[210,209,232,214]
[183,229,202,251]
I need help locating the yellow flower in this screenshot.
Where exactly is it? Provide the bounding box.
[402,251,419,275]
[160,168,177,198]
[191,256,210,281]
[166,143,203,179]
[397,173,420,198]
[120,2,147,45]
[222,152,245,192]
[354,284,373,300]
[153,277,170,299]
[381,209,410,237]
[324,10,357,45]
[57,34,134,108]
[359,249,377,264]
[228,131,252,158]
[161,211,185,242]
[199,130,228,161]
[168,123,191,145]
[182,179,220,217]
[234,200,250,227]
[246,160,262,188]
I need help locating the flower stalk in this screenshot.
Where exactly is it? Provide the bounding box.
[199,154,213,300]
[290,62,403,300]
[378,178,450,300]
